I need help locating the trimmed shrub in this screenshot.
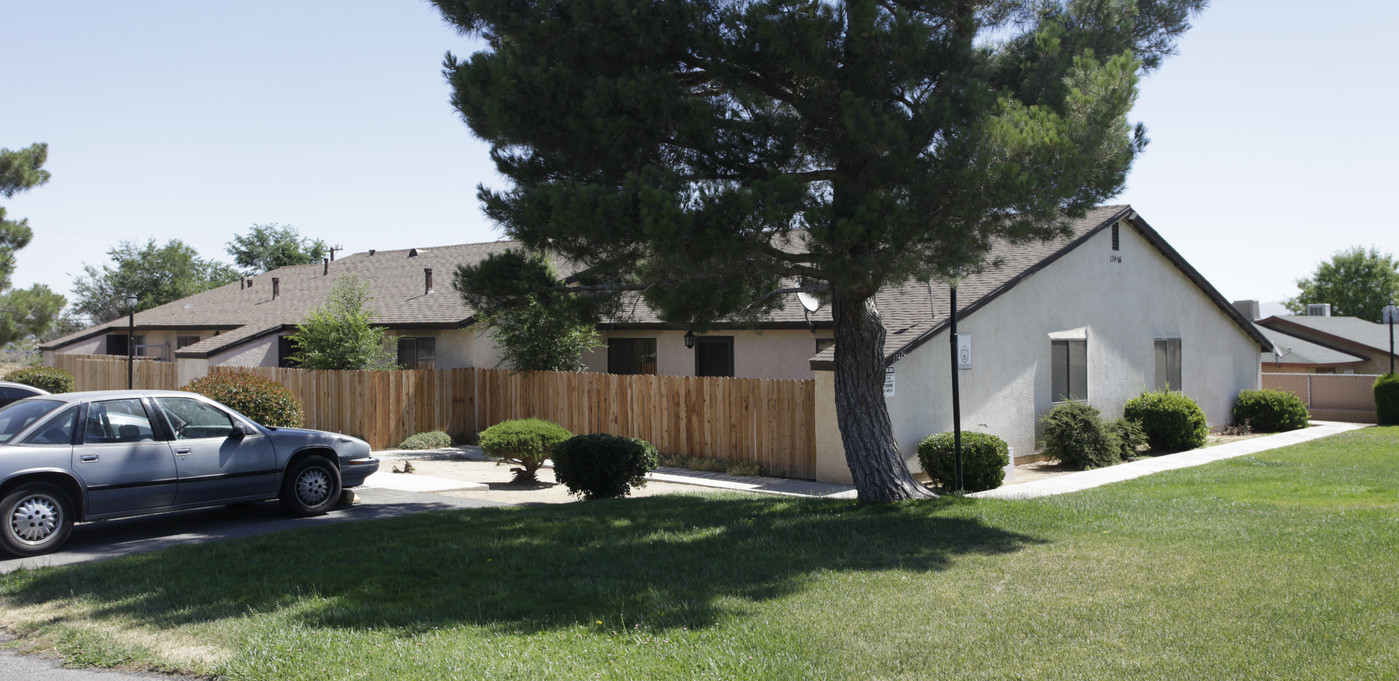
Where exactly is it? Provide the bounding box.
[551,433,658,500]
[182,372,304,427]
[1039,401,1121,470]
[1123,389,1208,454]
[399,431,453,450]
[1376,373,1399,426]
[4,366,75,394]
[916,431,1008,493]
[1233,389,1310,433]
[478,418,572,483]
[1107,417,1148,460]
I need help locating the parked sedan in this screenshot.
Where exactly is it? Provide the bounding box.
[0,381,48,408]
[0,390,379,557]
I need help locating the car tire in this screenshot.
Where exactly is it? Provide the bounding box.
[280,456,342,517]
[2,482,75,557]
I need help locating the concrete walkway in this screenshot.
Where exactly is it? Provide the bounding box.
[970,421,1370,500]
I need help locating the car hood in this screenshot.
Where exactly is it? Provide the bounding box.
[264,426,371,453]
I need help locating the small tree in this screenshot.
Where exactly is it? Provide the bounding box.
[226,223,330,275]
[286,274,398,370]
[1285,246,1399,319]
[0,143,66,341]
[478,418,573,483]
[455,250,601,372]
[72,239,239,323]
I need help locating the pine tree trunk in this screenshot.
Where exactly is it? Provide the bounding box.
[830,287,938,503]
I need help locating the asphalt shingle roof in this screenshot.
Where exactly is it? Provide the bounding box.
[1258,315,1398,357]
[1254,325,1367,367]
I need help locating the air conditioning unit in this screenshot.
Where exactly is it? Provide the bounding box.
[1306,303,1331,317]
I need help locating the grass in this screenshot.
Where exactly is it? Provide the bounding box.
[3,427,1398,680]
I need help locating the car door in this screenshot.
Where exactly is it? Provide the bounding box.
[77,397,178,516]
[153,396,277,505]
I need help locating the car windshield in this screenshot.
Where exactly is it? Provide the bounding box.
[0,399,65,443]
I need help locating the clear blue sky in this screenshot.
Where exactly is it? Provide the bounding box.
[5,1,1397,319]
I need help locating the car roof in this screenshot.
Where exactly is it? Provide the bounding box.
[32,389,202,404]
[0,381,49,393]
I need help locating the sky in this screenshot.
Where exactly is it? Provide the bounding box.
[5,1,1397,321]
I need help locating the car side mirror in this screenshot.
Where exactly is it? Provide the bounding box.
[232,422,257,438]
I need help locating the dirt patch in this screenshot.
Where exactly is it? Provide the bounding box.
[379,455,726,505]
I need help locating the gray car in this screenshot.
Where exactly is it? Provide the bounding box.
[0,390,379,557]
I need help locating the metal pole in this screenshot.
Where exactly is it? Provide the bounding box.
[127,304,134,390]
[1389,306,1395,376]
[949,285,963,493]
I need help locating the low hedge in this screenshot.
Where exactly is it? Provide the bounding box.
[182,372,304,427]
[551,433,658,500]
[1233,389,1310,432]
[1123,389,1208,454]
[1039,401,1120,470]
[399,431,453,450]
[916,431,1008,493]
[4,366,75,394]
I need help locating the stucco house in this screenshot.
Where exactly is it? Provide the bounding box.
[42,204,1267,483]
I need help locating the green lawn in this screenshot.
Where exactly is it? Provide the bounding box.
[3,427,1398,680]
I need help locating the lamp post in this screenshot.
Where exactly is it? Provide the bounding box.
[1385,301,1396,376]
[126,294,137,389]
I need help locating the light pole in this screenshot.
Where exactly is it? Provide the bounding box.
[126,294,137,389]
[1385,301,1396,376]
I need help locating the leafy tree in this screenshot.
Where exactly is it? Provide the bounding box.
[227,223,330,275]
[0,143,66,343]
[433,0,1206,502]
[1284,246,1399,320]
[72,239,240,323]
[286,274,398,370]
[455,250,601,372]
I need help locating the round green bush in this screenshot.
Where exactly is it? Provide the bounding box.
[1107,417,1148,460]
[399,431,453,450]
[1376,373,1399,426]
[1233,389,1310,433]
[4,366,75,394]
[478,418,573,483]
[916,431,1008,492]
[551,433,658,500]
[1123,389,1208,454]
[182,372,304,428]
[1039,401,1121,470]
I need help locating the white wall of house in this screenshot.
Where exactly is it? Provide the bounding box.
[383,328,498,369]
[814,220,1262,483]
[582,329,823,379]
[212,334,280,368]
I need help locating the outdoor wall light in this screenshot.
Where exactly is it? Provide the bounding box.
[684,331,695,349]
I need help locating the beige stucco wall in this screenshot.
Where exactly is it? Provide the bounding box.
[212,334,280,368]
[582,329,822,379]
[814,220,1263,482]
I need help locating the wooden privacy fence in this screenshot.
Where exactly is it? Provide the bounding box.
[221,366,818,479]
[53,353,178,391]
[1262,373,1378,423]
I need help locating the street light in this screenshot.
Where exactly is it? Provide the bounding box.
[126,294,137,389]
[1385,300,1396,376]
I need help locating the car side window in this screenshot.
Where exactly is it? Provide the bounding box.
[21,406,79,446]
[84,399,157,444]
[0,386,38,408]
[154,397,236,440]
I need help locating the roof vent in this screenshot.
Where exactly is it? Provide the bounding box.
[425,268,434,295]
[369,249,376,256]
[410,248,429,257]
[1306,303,1331,317]
[323,258,329,276]
[272,277,281,300]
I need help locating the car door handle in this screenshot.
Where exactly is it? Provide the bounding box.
[175,448,191,455]
[80,454,99,462]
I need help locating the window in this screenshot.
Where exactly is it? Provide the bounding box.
[0,399,63,443]
[277,335,297,368]
[1111,223,1120,251]
[156,397,236,440]
[84,399,156,444]
[1051,339,1087,402]
[22,406,79,446]
[695,336,735,377]
[607,338,657,375]
[397,337,438,369]
[176,335,201,349]
[816,338,836,353]
[1154,338,1182,391]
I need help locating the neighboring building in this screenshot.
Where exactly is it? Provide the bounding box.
[1255,314,1398,375]
[807,205,1270,481]
[44,205,1269,483]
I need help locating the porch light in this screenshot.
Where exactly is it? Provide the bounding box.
[684,331,695,349]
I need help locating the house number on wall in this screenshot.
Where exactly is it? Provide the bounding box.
[1109,254,1123,264]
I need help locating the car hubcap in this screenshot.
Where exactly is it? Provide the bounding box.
[296,468,331,506]
[9,495,61,545]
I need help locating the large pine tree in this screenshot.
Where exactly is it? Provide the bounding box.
[434,0,1206,502]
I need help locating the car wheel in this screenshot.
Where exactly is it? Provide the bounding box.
[2,483,75,557]
[280,456,342,517]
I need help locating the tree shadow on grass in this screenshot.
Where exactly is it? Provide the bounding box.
[3,495,1044,635]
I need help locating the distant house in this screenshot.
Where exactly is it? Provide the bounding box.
[1254,314,1397,375]
[43,205,1269,483]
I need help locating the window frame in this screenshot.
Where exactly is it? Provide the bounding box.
[1050,339,1088,403]
[607,338,658,375]
[1154,338,1182,391]
[694,336,735,378]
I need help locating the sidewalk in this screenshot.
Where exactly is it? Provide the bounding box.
[970,421,1370,500]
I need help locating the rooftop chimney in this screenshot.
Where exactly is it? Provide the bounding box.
[240,279,245,291]
[1232,299,1260,321]
[272,277,280,300]
[425,268,434,295]
[323,258,329,275]
[369,249,376,256]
